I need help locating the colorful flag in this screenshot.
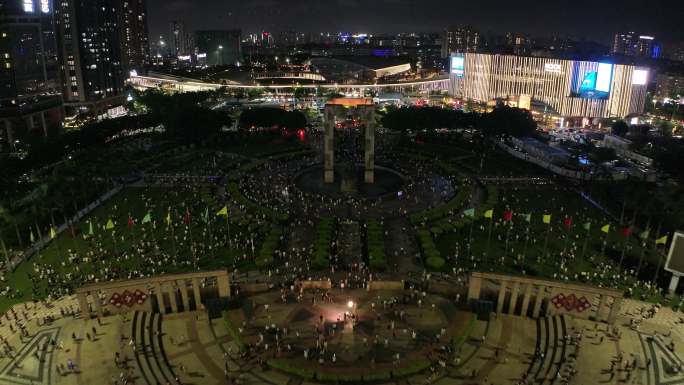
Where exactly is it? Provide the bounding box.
[523,213,531,223]
[503,210,513,222]
[106,219,115,230]
[127,216,135,230]
[183,209,191,225]
[563,217,573,230]
[30,230,35,243]
[601,224,610,234]
[50,226,57,239]
[620,226,632,237]
[656,235,668,245]
[203,207,209,223]
[484,209,493,219]
[165,211,171,226]
[639,228,650,240]
[463,208,475,218]
[583,222,591,231]
[216,206,228,217]
[142,212,151,224]
[543,214,551,224]
[88,220,94,236]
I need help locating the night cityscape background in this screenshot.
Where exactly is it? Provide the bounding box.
[1,1,684,384]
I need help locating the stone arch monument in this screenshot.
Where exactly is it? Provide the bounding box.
[323,98,375,184]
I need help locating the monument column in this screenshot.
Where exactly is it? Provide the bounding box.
[167,282,178,313]
[92,291,103,315]
[467,274,482,302]
[520,284,533,317]
[178,279,190,312]
[217,272,230,298]
[496,281,507,314]
[596,294,606,322]
[155,282,166,314]
[77,293,89,317]
[532,287,545,318]
[607,297,622,324]
[324,107,335,184]
[192,277,203,311]
[508,282,520,315]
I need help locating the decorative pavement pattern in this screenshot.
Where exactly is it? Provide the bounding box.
[0,326,61,385]
[640,332,684,385]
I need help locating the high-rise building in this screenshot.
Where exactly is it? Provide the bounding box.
[655,73,684,100]
[120,0,149,70]
[612,32,660,59]
[53,0,126,113]
[195,30,242,66]
[0,0,64,147]
[441,26,479,58]
[169,20,188,56]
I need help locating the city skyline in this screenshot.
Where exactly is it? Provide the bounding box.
[148,0,684,44]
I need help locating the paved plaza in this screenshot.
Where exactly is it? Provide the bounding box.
[0,287,683,385]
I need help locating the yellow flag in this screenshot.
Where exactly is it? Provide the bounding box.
[601,224,610,234]
[216,206,228,217]
[484,209,493,219]
[656,235,668,245]
[50,226,57,239]
[106,219,115,230]
[543,214,551,224]
[165,212,171,226]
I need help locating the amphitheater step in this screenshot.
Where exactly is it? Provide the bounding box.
[131,311,180,385]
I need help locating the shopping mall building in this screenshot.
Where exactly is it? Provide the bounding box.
[448,53,649,125]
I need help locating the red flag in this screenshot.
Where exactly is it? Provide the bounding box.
[621,226,632,237]
[127,216,135,230]
[183,209,191,225]
[503,210,513,222]
[69,225,77,238]
[563,217,573,230]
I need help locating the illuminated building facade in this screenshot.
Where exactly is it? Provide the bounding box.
[54,0,126,112]
[120,0,149,70]
[448,53,649,119]
[0,0,64,147]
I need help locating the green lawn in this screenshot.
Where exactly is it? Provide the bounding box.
[433,186,663,295]
[0,185,260,312]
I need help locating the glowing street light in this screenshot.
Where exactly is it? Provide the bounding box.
[347,300,354,309]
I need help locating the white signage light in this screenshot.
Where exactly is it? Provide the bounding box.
[632,69,648,85]
[544,63,562,73]
[23,0,34,13]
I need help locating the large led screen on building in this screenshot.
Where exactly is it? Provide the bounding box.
[451,56,464,77]
[570,61,614,99]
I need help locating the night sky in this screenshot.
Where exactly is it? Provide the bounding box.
[148,0,684,44]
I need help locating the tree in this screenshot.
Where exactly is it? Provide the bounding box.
[238,108,306,130]
[611,120,629,137]
[482,106,537,138]
[590,147,617,163]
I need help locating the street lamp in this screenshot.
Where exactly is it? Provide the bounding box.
[217,45,223,66]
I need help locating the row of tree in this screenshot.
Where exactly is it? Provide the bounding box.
[380,105,538,138]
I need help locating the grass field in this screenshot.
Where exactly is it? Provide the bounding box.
[433,185,665,298]
[0,185,261,312]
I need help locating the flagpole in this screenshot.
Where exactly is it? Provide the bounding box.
[485,216,493,266]
[522,222,530,266]
[50,212,65,259]
[618,209,638,272]
[635,218,653,278]
[580,222,590,260]
[542,222,551,262]
[467,217,474,258]
[504,220,512,255]
[0,234,10,269]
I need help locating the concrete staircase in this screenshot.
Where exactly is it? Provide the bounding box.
[132,311,179,385]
